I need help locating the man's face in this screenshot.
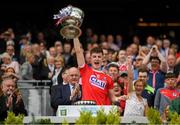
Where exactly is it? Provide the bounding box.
[147,36,155,45]
[49,48,56,57]
[138,72,148,82]
[1,79,16,96]
[135,58,143,68]
[130,44,138,55]
[69,68,80,85]
[151,59,160,71]
[167,55,176,68]
[90,53,103,70]
[165,78,177,88]
[64,44,71,53]
[118,50,126,62]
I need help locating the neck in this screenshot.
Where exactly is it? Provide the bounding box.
[152,69,158,72]
[119,60,125,64]
[136,93,142,97]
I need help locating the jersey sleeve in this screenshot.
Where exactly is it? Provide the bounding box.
[107,76,114,90]
[79,64,89,75]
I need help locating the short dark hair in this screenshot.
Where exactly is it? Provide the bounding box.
[108,63,119,70]
[150,56,161,64]
[90,47,103,55]
[165,73,176,79]
[138,68,148,75]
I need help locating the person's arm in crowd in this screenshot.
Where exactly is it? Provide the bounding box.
[155,46,167,73]
[73,38,85,67]
[13,61,20,74]
[154,88,161,111]
[138,46,146,58]
[176,57,180,65]
[108,89,127,103]
[109,89,117,103]
[142,47,153,65]
[127,56,133,93]
[144,102,149,116]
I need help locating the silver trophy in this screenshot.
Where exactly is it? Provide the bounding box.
[54,5,84,39]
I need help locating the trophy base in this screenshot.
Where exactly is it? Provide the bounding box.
[60,25,82,39]
[73,100,96,105]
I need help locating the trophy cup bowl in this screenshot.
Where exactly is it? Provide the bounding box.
[54,5,84,39]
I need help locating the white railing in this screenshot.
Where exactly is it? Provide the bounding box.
[17,80,53,116]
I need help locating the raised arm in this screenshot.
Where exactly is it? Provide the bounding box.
[127,56,133,93]
[73,38,85,67]
[156,48,167,73]
[142,47,153,65]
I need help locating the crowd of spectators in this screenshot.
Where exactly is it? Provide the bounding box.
[0,27,179,121]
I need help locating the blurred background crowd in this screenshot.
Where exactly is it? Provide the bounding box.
[0,0,180,122]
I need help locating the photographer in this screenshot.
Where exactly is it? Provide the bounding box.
[142,45,167,73]
[142,45,166,92]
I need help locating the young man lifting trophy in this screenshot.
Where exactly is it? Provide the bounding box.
[54,5,122,106]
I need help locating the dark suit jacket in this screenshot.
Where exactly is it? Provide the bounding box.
[50,84,81,115]
[40,65,53,80]
[52,67,64,85]
[0,95,27,121]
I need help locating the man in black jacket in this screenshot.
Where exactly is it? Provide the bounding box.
[0,78,27,121]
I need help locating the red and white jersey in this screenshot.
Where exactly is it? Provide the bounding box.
[79,64,114,105]
[118,63,128,72]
